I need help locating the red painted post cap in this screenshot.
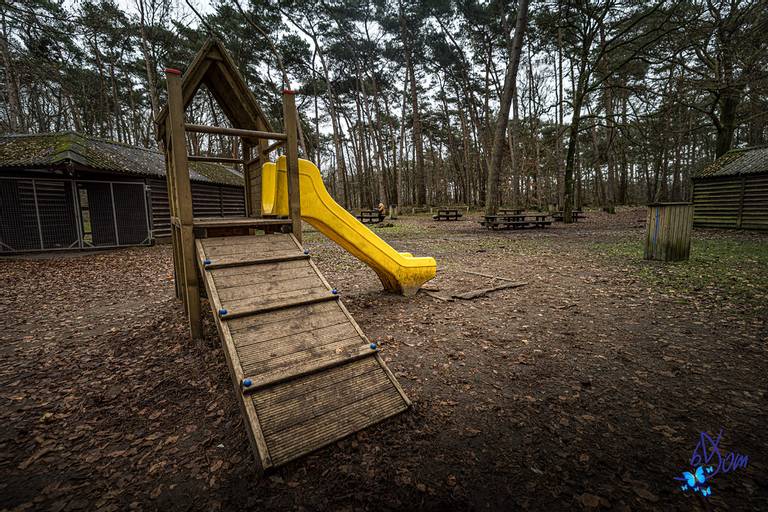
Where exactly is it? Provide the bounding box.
[282,89,296,95]
[165,68,182,76]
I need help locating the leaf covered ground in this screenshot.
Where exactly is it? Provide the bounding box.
[1,208,766,511]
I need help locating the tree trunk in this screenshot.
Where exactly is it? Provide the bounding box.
[137,0,161,135]
[398,4,426,205]
[485,0,529,216]
[0,13,23,132]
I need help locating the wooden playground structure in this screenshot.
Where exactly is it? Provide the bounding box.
[155,39,409,471]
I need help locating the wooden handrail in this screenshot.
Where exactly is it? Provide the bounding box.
[185,123,287,141]
[187,155,245,164]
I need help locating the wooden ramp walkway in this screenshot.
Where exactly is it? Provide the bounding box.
[195,233,410,470]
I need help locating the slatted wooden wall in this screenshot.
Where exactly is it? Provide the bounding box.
[149,179,246,238]
[148,178,172,238]
[741,174,768,230]
[693,175,768,230]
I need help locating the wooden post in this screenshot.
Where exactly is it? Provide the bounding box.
[241,141,252,217]
[282,90,302,242]
[165,68,203,339]
[161,150,182,299]
[644,202,693,261]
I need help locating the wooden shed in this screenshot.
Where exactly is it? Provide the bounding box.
[692,146,768,230]
[0,132,245,253]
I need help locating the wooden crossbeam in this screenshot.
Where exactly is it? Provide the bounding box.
[185,123,287,141]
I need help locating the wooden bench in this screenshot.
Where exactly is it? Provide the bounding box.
[356,210,385,224]
[480,213,552,230]
[552,210,586,222]
[433,208,463,221]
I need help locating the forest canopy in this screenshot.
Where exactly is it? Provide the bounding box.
[1,0,766,210]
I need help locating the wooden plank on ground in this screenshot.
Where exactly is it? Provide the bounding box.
[452,281,528,300]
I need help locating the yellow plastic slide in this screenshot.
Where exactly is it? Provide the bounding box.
[262,156,436,296]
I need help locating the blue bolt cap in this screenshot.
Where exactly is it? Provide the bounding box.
[218,308,228,316]
[370,343,377,350]
[203,258,211,265]
[303,249,309,255]
[243,379,252,387]
[331,289,338,295]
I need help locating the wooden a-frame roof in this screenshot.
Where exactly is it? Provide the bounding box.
[155,38,273,143]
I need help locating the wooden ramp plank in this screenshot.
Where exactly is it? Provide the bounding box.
[196,234,410,472]
[230,305,348,344]
[221,290,339,319]
[242,341,375,390]
[253,357,408,466]
[253,355,379,407]
[214,265,317,289]
[204,250,308,269]
[211,258,311,278]
[217,275,324,302]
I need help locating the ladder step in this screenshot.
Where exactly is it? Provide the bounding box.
[219,291,339,319]
[242,345,379,394]
[205,253,309,270]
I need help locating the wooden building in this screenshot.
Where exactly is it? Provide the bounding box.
[0,132,245,253]
[692,146,768,230]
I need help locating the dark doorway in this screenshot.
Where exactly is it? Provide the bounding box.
[77,181,150,248]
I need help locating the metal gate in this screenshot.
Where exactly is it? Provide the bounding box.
[0,177,151,253]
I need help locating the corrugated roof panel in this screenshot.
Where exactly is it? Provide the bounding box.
[0,132,244,187]
[695,146,768,178]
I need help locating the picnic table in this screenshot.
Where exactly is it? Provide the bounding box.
[356,209,385,224]
[433,208,464,221]
[480,213,552,230]
[552,210,586,222]
[498,208,524,215]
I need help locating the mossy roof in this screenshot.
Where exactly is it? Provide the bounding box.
[694,146,768,179]
[0,132,244,187]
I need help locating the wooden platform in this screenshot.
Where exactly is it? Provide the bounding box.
[196,233,410,470]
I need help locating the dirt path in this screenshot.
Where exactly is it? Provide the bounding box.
[1,208,766,511]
